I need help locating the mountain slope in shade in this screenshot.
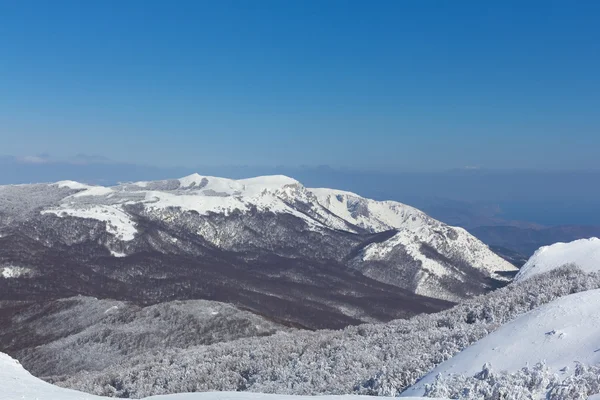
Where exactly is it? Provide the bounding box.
[515,237,600,281]
[401,289,600,397]
[0,174,514,327]
[0,351,441,400]
[0,296,289,378]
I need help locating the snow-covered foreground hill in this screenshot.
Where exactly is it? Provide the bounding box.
[402,288,600,398]
[0,352,439,400]
[515,237,600,281]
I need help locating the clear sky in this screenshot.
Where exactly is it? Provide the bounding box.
[1,0,599,170]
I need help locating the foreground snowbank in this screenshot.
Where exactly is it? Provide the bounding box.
[0,352,439,400]
[401,289,600,397]
[515,237,600,281]
[148,394,438,400]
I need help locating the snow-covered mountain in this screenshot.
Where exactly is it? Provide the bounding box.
[515,237,600,281]
[0,174,514,328]
[401,289,600,398]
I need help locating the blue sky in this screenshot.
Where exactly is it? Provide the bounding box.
[1,0,599,170]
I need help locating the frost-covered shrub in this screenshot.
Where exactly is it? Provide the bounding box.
[547,363,600,400]
[424,362,600,400]
[54,266,600,398]
[424,362,557,399]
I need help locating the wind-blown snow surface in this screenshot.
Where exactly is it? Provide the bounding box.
[515,237,600,281]
[401,289,600,397]
[30,174,516,301]
[0,352,438,400]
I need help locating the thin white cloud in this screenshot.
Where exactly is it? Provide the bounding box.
[19,155,50,164]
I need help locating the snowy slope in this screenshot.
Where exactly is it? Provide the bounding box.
[0,352,438,400]
[45,174,352,234]
[401,289,600,397]
[310,188,430,233]
[311,188,514,278]
[2,351,99,400]
[357,226,515,301]
[515,237,600,281]
[42,204,138,241]
[304,190,515,300]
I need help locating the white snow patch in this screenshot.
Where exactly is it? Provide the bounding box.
[42,205,137,241]
[310,188,430,233]
[515,237,600,281]
[312,188,516,279]
[54,181,114,197]
[238,175,301,194]
[110,250,127,257]
[402,289,600,397]
[71,186,114,198]
[55,180,93,190]
[179,174,240,192]
[104,306,119,314]
[0,266,31,278]
[363,228,453,278]
[177,174,300,196]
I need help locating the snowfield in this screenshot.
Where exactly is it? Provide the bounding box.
[42,204,138,241]
[0,352,440,400]
[515,237,600,281]
[401,289,600,397]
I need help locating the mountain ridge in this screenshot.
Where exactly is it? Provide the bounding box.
[0,174,515,328]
